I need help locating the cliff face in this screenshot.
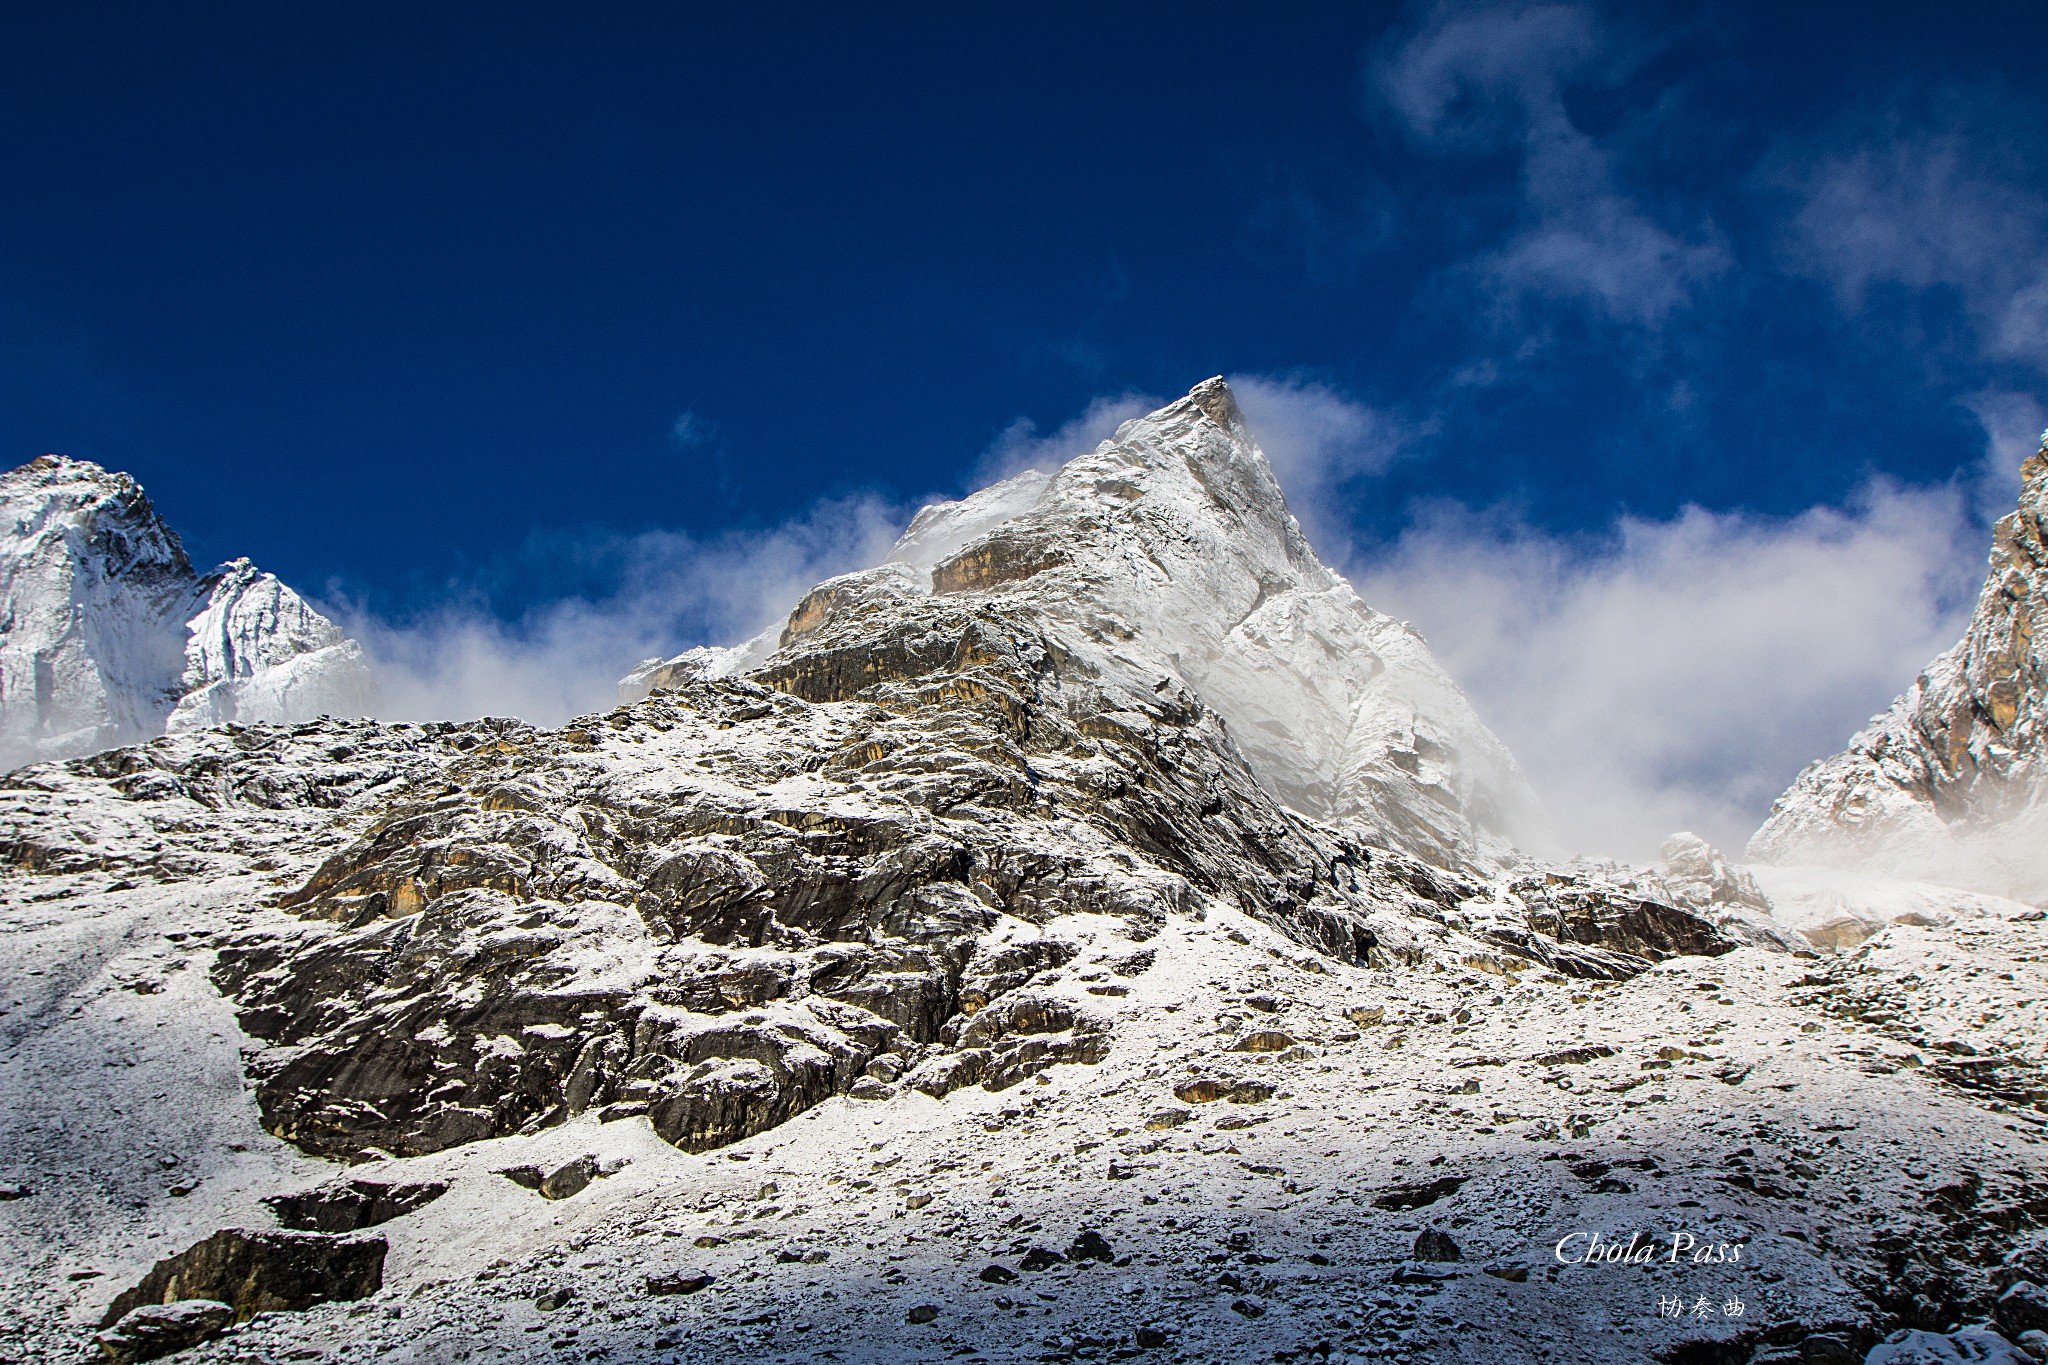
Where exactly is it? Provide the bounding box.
[0,456,370,769]
[1749,438,2048,903]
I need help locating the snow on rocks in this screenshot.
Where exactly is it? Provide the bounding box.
[1750,435,2048,904]
[166,557,372,733]
[0,455,370,770]
[92,1299,236,1364]
[99,1226,386,1325]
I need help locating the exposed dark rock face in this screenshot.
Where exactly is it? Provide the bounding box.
[100,1227,385,1326]
[264,1177,449,1233]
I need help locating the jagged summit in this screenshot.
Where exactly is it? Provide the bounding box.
[628,379,1538,868]
[1749,435,2048,902]
[0,454,372,768]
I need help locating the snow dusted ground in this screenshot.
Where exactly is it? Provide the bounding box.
[7,845,2048,1363]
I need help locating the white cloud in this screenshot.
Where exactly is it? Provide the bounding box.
[1229,374,1428,556]
[1371,0,1726,328]
[1350,480,1983,863]
[1372,1,1605,146]
[1781,121,2048,371]
[334,493,907,726]
[338,392,1175,730]
[1963,389,2048,513]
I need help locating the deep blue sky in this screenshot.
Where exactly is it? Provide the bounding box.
[4,1,2047,625]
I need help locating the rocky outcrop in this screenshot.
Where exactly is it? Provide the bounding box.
[264,1177,449,1233]
[1650,832,1811,952]
[1750,439,2048,902]
[100,1227,385,1326]
[0,456,371,770]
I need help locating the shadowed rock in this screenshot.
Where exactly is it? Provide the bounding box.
[100,1228,384,1327]
[94,1300,235,1364]
[264,1178,448,1232]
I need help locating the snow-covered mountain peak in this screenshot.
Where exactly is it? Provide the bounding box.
[1748,431,2048,902]
[1,453,194,578]
[888,380,1536,864]
[0,455,372,768]
[636,379,1538,867]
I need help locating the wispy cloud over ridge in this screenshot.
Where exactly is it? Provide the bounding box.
[971,392,1161,485]
[332,493,907,727]
[1223,366,2002,864]
[1350,479,1982,862]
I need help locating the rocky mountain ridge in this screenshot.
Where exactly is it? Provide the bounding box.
[0,455,371,770]
[1751,437,2048,904]
[119,383,1730,1172]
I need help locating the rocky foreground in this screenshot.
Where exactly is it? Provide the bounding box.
[1,715,2045,1365]
[2,384,2047,1364]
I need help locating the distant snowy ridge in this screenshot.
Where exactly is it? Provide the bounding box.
[0,455,371,768]
[625,378,1539,870]
[1749,434,2048,904]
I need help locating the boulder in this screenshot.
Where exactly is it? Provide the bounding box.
[1798,1334,1858,1365]
[540,1156,598,1201]
[2001,1282,2048,1339]
[264,1178,448,1233]
[100,1229,384,1327]
[1069,1230,1114,1263]
[645,1270,713,1295]
[1413,1229,1461,1262]
[1019,1246,1065,1271]
[497,1156,599,1200]
[94,1300,235,1364]
[1373,1176,1467,1211]
[1867,1325,2032,1364]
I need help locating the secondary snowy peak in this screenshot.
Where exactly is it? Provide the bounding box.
[0,455,371,768]
[168,558,373,733]
[640,379,1537,867]
[1749,436,2048,902]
